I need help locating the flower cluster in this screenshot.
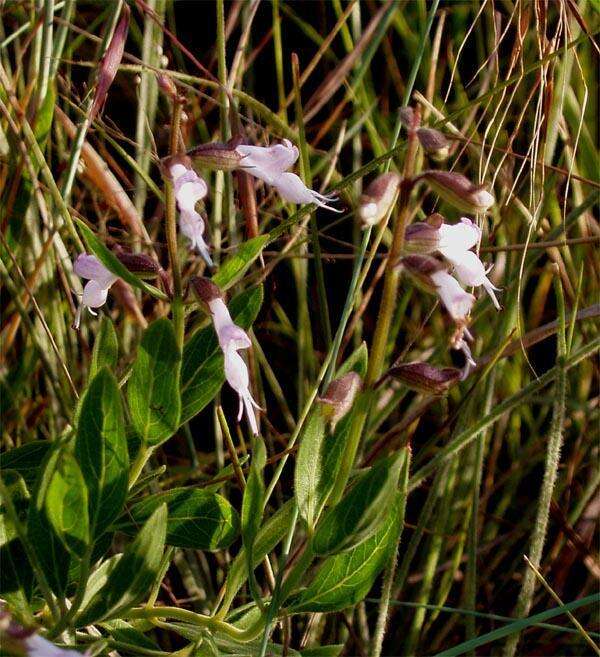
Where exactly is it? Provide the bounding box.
[192,277,260,435]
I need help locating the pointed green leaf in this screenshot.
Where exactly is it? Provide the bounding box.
[288,496,401,613]
[312,453,403,555]
[45,451,89,558]
[90,315,118,379]
[212,235,270,290]
[116,488,239,550]
[0,442,50,489]
[128,319,181,446]
[295,410,327,531]
[76,504,167,626]
[26,448,70,595]
[76,368,129,537]
[181,286,263,424]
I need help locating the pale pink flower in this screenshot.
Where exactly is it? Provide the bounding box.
[73,254,118,329]
[430,270,475,322]
[437,217,481,257]
[236,139,339,211]
[203,293,259,434]
[445,250,501,310]
[26,634,85,657]
[169,162,212,266]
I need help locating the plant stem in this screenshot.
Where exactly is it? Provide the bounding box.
[502,272,568,657]
[165,98,184,348]
[128,445,156,490]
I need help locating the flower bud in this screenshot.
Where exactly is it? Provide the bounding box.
[358,172,401,227]
[156,72,178,99]
[404,214,444,254]
[319,371,362,428]
[416,128,450,161]
[398,106,415,128]
[190,276,223,305]
[419,170,494,213]
[186,141,243,171]
[387,361,461,395]
[399,254,448,293]
[115,250,162,279]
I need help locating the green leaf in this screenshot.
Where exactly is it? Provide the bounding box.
[75,218,167,301]
[45,451,89,558]
[117,488,239,550]
[0,442,50,489]
[312,453,402,555]
[242,438,266,551]
[79,554,122,612]
[288,495,401,613]
[295,409,357,532]
[0,472,34,605]
[27,448,70,595]
[221,499,296,614]
[181,286,263,424]
[76,504,167,626]
[295,410,327,531]
[212,235,270,290]
[90,315,118,379]
[241,438,267,607]
[335,342,368,379]
[76,368,129,537]
[127,319,181,446]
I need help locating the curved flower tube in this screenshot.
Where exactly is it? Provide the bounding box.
[223,342,260,436]
[430,270,475,322]
[444,250,501,310]
[169,160,212,266]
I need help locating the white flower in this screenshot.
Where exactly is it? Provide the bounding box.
[223,342,260,436]
[437,217,481,257]
[169,162,212,266]
[73,254,118,329]
[430,270,475,322]
[208,298,252,351]
[206,296,259,434]
[26,634,84,657]
[235,139,339,211]
[443,250,501,310]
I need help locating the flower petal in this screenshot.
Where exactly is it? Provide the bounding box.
[179,209,212,266]
[274,173,340,211]
[73,254,117,288]
[236,140,298,184]
[431,271,475,321]
[445,250,501,310]
[438,217,481,255]
[82,280,110,309]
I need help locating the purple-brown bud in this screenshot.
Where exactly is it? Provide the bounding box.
[387,361,462,395]
[190,276,223,306]
[115,250,162,279]
[318,371,362,428]
[156,72,178,100]
[398,106,415,128]
[416,128,450,161]
[90,4,130,122]
[419,170,494,213]
[186,142,243,171]
[359,172,401,227]
[404,214,444,254]
[399,254,448,293]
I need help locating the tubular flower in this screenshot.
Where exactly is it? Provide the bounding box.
[26,635,85,657]
[430,270,475,322]
[437,217,481,257]
[191,277,260,434]
[419,170,494,214]
[168,157,212,266]
[236,139,339,211]
[359,172,401,227]
[445,250,501,310]
[72,254,118,329]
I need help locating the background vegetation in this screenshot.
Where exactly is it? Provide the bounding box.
[0,1,598,656]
